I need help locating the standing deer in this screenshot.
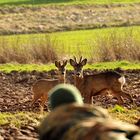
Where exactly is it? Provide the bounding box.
[31,60,67,112]
[70,56,133,105]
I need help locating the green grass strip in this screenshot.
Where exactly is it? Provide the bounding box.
[0,112,42,127]
[0,61,139,73]
[0,108,139,127]
[0,0,140,6]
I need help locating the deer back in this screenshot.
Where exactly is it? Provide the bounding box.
[81,71,124,94]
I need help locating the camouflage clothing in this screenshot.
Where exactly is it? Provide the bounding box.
[136,119,140,127]
[39,104,140,140]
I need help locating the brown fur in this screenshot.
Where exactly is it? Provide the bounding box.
[31,60,67,112]
[70,57,133,105]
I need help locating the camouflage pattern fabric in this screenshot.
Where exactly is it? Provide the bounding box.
[135,119,140,127]
[68,119,140,140]
[39,104,140,140]
[39,104,109,140]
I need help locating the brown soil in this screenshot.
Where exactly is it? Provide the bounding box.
[0,124,38,140]
[0,69,139,139]
[0,70,139,112]
[0,4,140,35]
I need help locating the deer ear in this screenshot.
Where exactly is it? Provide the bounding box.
[55,61,60,68]
[70,59,76,66]
[63,60,68,67]
[81,58,87,66]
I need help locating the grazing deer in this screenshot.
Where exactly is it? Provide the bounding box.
[31,60,67,112]
[70,56,133,105]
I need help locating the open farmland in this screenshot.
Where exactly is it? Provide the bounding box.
[0,0,140,140]
[0,4,140,35]
[0,26,140,63]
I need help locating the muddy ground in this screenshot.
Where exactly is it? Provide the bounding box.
[1,3,140,35]
[0,69,139,139]
[0,70,139,112]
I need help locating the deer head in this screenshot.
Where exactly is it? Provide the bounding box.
[55,60,67,75]
[70,56,87,77]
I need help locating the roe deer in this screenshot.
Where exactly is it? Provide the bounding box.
[70,56,133,105]
[31,60,67,112]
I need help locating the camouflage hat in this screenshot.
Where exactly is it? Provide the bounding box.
[48,84,83,110]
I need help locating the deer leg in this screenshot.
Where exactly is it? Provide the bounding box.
[40,94,48,113]
[81,88,92,104]
[90,89,108,105]
[84,96,91,104]
[120,96,125,103]
[30,98,36,107]
[91,96,93,105]
[83,92,92,104]
[89,91,94,104]
[93,89,108,96]
[119,91,133,102]
[118,91,135,106]
[111,90,124,105]
[117,96,124,105]
[94,89,124,105]
[90,93,93,104]
[30,94,39,108]
[95,89,125,105]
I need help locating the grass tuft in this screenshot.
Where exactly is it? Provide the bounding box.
[0,35,57,64]
[0,112,43,127]
[109,107,140,124]
[111,105,125,113]
[91,30,140,62]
